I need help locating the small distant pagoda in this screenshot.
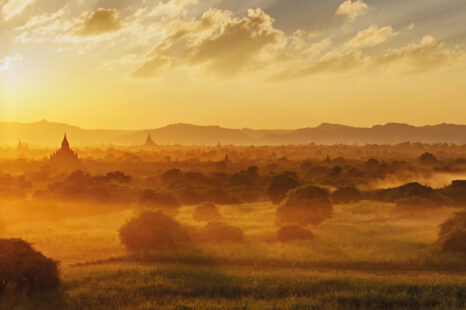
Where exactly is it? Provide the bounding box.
[144,133,157,147]
[50,134,79,164]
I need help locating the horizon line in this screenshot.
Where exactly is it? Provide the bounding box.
[1,119,464,132]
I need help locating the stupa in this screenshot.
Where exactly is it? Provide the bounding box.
[144,133,157,147]
[50,134,79,164]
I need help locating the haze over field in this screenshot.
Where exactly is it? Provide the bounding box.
[0,1,465,309]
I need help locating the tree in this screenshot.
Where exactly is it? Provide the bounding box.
[276,185,333,226]
[439,180,466,206]
[0,238,59,295]
[419,152,438,164]
[119,211,191,253]
[437,212,466,253]
[267,171,300,204]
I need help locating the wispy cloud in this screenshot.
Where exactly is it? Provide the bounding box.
[1,0,35,21]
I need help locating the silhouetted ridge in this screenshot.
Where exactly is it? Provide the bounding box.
[0,121,465,145]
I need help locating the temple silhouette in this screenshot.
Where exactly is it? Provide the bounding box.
[50,134,79,164]
[144,133,157,147]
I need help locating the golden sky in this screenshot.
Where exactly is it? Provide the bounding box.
[0,0,465,129]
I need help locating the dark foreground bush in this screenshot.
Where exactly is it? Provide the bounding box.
[373,182,440,203]
[277,224,314,242]
[437,212,466,253]
[276,185,333,226]
[119,211,192,253]
[193,202,222,222]
[0,238,59,295]
[194,222,244,243]
[268,172,300,204]
[439,180,466,206]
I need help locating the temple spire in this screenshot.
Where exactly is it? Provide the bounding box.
[61,134,70,150]
[144,133,156,146]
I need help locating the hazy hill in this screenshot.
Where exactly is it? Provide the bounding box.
[0,120,465,146]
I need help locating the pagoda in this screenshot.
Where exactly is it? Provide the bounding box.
[50,134,79,164]
[144,133,157,147]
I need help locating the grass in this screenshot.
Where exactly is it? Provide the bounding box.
[1,200,465,309]
[1,264,464,309]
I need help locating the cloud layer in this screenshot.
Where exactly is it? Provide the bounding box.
[74,8,122,37]
[2,0,466,82]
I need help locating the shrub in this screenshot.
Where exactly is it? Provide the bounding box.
[439,180,466,206]
[276,185,333,226]
[0,238,59,295]
[193,202,222,222]
[419,152,438,164]
[119,211,192,253]
[195,222,244,243]
[331,187,362,204]
[437,212,466,253]
[268,172,300,204]
[277,224,314,242]
[375,182,441,203]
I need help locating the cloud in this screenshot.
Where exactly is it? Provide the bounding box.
[376,35,465,73]
[305,39,333,55]
[14,9,69,42]
[335,0,368,22]
[73,8,122,37]
[271,35,465,81]
[1,0,34,21]
[132,8,286,78]
[0,54,23,72]
[345,25,397,49]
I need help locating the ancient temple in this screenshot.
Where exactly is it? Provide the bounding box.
[144,133,157,147]
[50,134,79,164]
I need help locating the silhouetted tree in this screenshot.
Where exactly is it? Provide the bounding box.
[119,211,191,253]
[437,212,466,253]
[439,180,466,206]
[419,152,438,164]
[374,182,440,203]
[277,185,333,226]
[0,239,59,295]
[268,171,300,204]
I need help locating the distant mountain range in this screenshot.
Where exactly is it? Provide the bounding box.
[0,120,465,146]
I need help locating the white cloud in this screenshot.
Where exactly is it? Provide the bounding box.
[0,54,23,72]
[345,25,397,49]
[1,0,35,21]
[336,0,368,22]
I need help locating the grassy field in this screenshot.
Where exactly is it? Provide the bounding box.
[1,201,465,309]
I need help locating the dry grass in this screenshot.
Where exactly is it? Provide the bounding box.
[0,199,465,309]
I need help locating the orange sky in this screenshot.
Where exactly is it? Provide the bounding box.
[0,0,465,129]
